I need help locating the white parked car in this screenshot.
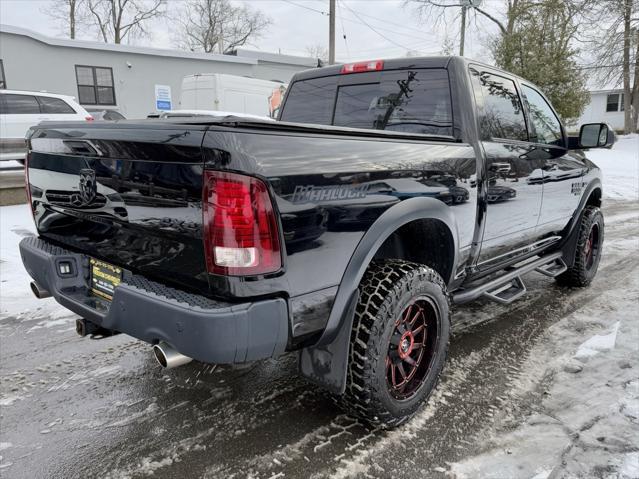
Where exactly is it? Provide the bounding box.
[0,90,93,162]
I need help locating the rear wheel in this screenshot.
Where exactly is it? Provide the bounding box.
[557,206,604,287]
[339,260,450,428]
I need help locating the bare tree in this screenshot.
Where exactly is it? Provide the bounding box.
[584,0,638,132]
[439,34,456,55]
[405,0,528,39]
[633,28,639,130]
[42,0,88,39]
[175,0,271,54]
[305,44,329,63]
[405,1,591,53]
[86,0,165,44]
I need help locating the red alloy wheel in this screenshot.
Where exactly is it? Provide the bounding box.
[386,297,439,400]
[584,223,600,270]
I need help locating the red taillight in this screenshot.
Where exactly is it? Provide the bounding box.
[85,116,94,121]
[340,60,384,74]
[202,171,281,276]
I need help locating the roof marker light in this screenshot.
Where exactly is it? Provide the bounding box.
[340,60,384,74]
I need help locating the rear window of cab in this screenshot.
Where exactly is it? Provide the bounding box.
[280,68,453,137]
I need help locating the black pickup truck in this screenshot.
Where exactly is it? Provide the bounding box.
[20,57,614,427]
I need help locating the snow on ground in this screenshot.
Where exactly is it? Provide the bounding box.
[450,271,639,479]
[0,205,73,325]
[588,134,639,201]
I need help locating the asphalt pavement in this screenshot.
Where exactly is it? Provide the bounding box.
[1,200,637,479]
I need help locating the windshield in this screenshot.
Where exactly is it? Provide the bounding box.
[280,68,453,136]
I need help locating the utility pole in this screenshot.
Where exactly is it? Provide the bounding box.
[459,4,467,56]
[329,0,336,64]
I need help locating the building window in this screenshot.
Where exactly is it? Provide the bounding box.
[606,93,624,112]
[75,65,115,105]
[0,60,6,89]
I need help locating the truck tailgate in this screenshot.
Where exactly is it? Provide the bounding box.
[27,124,210,296]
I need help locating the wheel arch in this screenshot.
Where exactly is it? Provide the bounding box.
[559,178,602,268]
[585,185,602,207]
[373,218,456,285]
[299,197,459,394]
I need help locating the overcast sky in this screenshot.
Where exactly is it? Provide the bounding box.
[0,0,498,63]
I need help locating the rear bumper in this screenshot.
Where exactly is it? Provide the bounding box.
[19,236,289,364]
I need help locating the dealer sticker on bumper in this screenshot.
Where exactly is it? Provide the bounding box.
[90,258,122,301]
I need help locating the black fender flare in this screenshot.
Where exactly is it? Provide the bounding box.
[559,178,602,267]
[299,197,459,394]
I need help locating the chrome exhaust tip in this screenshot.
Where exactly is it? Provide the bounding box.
[153,342,192,369]
[30,281,51,299]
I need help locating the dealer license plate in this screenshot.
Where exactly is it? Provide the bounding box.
[90,258,122,301]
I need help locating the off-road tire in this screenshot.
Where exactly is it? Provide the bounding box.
[338,260,450,428]
[557,206,604,287]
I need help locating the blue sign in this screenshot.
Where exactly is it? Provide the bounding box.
[155,85,172,111]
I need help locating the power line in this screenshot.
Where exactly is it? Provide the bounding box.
[281,0,437,42]
[307,0,435,36]
[346,42,440,54]
[337,0,351,60]
[281,0,328,16]
[337,2,432,35]
[338,1,416,51]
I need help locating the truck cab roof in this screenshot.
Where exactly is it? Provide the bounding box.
[291,55,534,89]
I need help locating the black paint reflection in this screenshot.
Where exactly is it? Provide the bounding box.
[202,128,478,312]
[28,129,209,296]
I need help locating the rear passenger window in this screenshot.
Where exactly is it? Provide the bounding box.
[279,76,335,124]
[471,69,527,142]
[1,94,40,114]
[38,96,75,114]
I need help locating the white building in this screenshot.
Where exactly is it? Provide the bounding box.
[577,89,627,131]
[0,24,317,119]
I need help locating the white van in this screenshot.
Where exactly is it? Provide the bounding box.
[179,74,287,118]
[0,90,93,162]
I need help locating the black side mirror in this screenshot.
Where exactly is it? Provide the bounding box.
[579,123,616,149]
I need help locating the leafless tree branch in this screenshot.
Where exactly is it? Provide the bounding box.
[174,0,271,54]
[42,0,89,39]
[86,0,165,44]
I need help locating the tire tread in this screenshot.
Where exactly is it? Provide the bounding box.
[557,206,604,287]
[338,260,449,427]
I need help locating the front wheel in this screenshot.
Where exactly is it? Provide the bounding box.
[557,206,604,287]
[339,260,450,428]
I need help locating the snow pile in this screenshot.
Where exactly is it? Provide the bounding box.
[0,205,70,322]
[574,321,619,359]
[588,134,639,201]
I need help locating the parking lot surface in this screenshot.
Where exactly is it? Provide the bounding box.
[1,200,637,478]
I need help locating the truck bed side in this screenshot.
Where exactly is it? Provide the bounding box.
[26,120,477,343]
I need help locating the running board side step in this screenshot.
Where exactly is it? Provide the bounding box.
[483,276,526,304]
[452,252,564,305]
[534,258,567,277]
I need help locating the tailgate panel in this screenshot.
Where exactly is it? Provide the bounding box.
[28,127,209,295]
